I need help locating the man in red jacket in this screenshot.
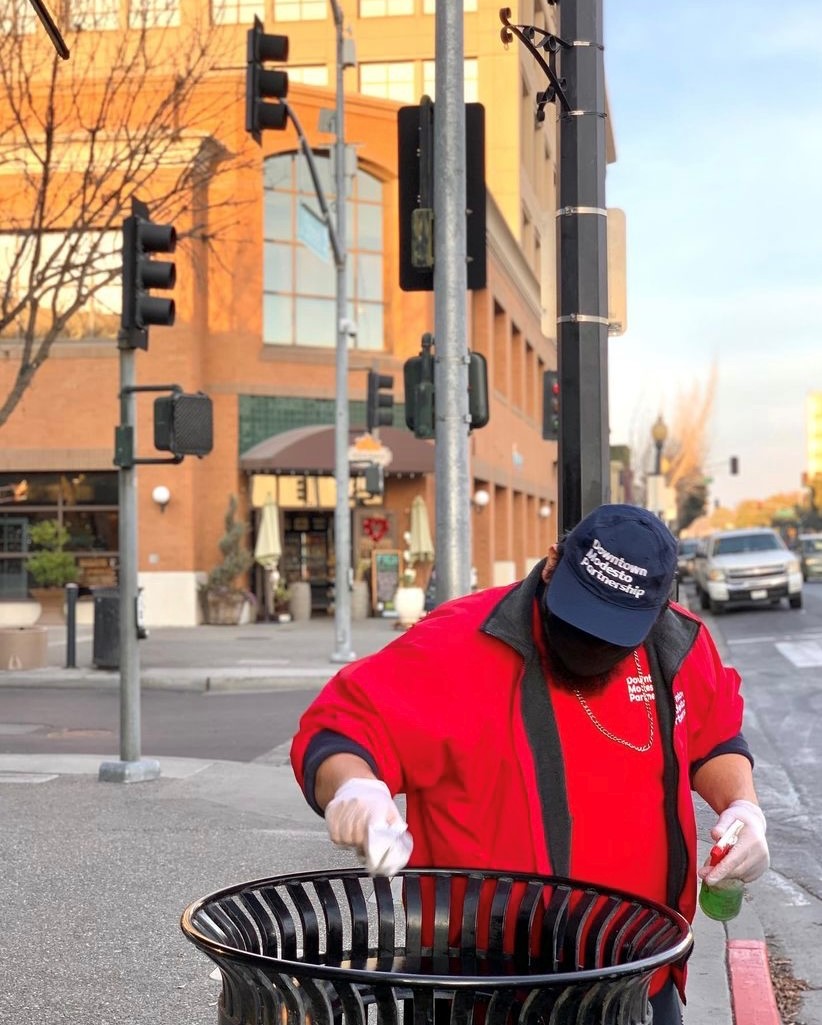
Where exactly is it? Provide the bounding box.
[291,504,769,1025]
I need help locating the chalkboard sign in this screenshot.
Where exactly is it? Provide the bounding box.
[372,549,401,613]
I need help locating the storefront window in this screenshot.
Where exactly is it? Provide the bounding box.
[0,472,118,598]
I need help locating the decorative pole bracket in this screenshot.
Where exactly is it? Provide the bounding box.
[499,7,571,118]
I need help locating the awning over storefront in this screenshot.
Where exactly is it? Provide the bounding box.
[240,425,435,476]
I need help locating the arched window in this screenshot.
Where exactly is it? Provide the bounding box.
[263,152,384,351]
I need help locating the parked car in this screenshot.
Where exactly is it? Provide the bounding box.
[676,537,700,580]
[797,533,822,581]
[693,527,803,613]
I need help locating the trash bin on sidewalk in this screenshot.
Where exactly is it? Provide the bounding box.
[92,587,119,669]
[181,868,693,1025]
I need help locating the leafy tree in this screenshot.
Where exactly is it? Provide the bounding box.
[0,9,244,427]
[26,519,78,587]
[204,495,253,594]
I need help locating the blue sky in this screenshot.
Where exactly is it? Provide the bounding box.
[603,0,822,507]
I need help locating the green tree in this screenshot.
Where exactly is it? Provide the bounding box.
[26,520,77,587]
[205,495,253,594]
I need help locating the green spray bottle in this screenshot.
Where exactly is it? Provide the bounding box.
[698,818,745,921]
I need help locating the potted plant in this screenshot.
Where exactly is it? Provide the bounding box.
[26,520,78,623]
[394,561,426,628]
[200,496,254,625]
[273,580,292,622]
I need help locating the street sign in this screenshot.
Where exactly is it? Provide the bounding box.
[298,202,330,263]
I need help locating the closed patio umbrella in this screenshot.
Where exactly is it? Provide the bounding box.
[255,502,283,619]
[254,502,282,569]
[408,495,434,563]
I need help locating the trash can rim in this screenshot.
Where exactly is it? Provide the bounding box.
[180,866,694,989]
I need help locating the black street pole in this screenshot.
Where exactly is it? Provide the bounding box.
[556,0,610,536]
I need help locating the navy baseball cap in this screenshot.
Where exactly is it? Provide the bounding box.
[545,504,677,647]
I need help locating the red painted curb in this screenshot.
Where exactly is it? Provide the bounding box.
[727,940,781,1025]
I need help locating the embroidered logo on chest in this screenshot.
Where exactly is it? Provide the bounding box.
[674,691,687,725]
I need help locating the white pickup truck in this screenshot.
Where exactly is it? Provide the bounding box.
[692,527,803,614]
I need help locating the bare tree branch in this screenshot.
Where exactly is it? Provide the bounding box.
[0,11,253,428]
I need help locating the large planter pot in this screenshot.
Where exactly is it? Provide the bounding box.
[394,586,426,629]
[0,600,42,628]
[351,579,370,621]
[202,590,247,626]
[289,581,312,622]
[30,587,66,625]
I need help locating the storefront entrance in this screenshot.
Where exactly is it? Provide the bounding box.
[282,510,335,615]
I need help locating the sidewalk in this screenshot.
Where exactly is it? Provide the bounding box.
[0,608,781,1025]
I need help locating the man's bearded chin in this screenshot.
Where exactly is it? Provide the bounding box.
[542,612,634,695]
[545,646,614,695]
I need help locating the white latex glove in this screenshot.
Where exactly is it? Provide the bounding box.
[324,778,413,876]
[699,800,769,885]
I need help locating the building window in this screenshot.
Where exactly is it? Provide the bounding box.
[422,58,478,102]
[0,472,119,599]
[69,0,120,30]
[212,0,263,25]
[360,0,413,15]
[358,61,415,103]
[288,65,330,86]
[422,0,477,11]
[273,0,326,19]
[0,230,121,342]
[0,2,36,33]
[129,0,180,28]
[263,152,385,350]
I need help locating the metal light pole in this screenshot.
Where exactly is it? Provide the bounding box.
[98,343,160,784]
[329,0,355,662]
[433,0,471,603]
[556,0,610,535]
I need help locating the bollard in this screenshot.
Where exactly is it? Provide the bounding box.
[65,582,78,669]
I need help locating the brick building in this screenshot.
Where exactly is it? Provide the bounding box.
[0,0,618,625]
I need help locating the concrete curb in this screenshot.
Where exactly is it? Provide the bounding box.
[727,941,782,1025]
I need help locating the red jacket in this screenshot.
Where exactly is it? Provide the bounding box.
[291,562,746,995]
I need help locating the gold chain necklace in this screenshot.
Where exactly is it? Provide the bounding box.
[573,649,655,753]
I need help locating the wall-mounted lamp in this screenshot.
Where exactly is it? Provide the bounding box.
[152,484,171,513]
[472,488,491,510]
[538,503,553,519]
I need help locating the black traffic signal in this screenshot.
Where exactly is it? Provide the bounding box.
[404,334,489,437]
[246,16,289,141]
[468,351,489,429]
[366,370,394,432]
[364,463,384,497]
[153,391,213,458]
[543,370,560,441]
[121,197,176,350]
[398,100,486,291]
[730,456,739,475]
[404,333,435,439]
[296,476,307,502]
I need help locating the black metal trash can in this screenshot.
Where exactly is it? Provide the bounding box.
[92,587,119,669]
[181,868,693,1025]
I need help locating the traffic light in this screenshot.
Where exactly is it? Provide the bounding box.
[404,334,489,438]
[729,456,739,475]
[364,463,384,497]
[366,370,394,432]
[543,370,560,441]
[153,392,213,458]
[246,16,289,142]
[404,333,435,439]
[296,476,307,502]
[468,352,489,429]
[121,197,176,350]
